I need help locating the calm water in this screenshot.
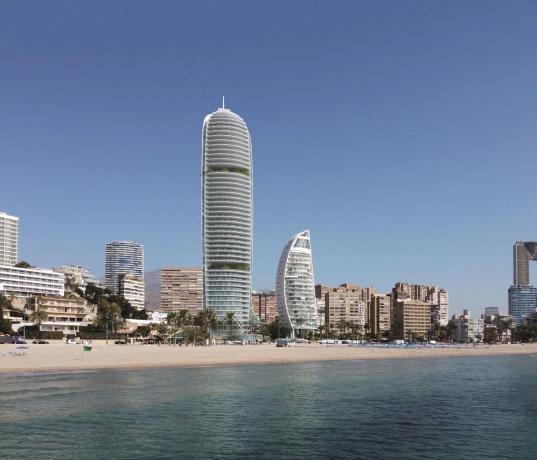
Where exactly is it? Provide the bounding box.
[1,355,536,459]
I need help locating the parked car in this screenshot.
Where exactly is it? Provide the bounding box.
[115,340,126,345]
[66,339,78,345]
[32,340,49,344]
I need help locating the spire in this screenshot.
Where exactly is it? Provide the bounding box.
[222,95,225,109]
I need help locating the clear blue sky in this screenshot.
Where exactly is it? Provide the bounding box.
[2,1,537,316]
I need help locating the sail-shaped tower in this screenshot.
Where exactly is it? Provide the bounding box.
[276,230,317,337]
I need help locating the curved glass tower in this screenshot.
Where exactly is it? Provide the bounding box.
[202,105,252,336]
[276,230,317,337]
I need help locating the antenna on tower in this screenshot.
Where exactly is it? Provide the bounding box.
[222,95,225,109]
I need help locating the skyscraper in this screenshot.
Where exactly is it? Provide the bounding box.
[276,230,317,337]
[201,103,253,336]
[509,241,537,325]
[513,241,537,286]
[105,240,144,295]
[0,212,19,266]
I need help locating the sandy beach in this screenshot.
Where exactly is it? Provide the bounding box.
[1,341,537,374]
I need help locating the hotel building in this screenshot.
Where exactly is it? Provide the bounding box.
[202,104,253,336]
[0,265,65,297]
[160,267,203,315]
[276,230,317,336]
[392,298,431,340]
[0,212,19,266]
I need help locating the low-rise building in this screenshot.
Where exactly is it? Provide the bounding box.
[25,295,95,336]
[0,265,65,297]
[118,273,145,311]
[450,310,484,343]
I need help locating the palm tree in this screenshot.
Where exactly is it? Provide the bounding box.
[225,311,236,340]
[29,308,48,339]
[295,318,305,338]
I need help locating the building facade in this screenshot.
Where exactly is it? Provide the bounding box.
[0,212,19,266]
[160,267,203,315]
[509,241,537,325]
[369,293,391,337]
[118,273,145,311]
[25,295,94,336]
[509,286,537,326]
[393,282,448,327]
[54,264,100,291]
[450,310,484,343]
[105,240,144,295]
[0,265,65,297]
[201,105,253,336]
[276,230,317,336]
[251,291,277,324]
[325,286,367,335]
[392,299,431,340]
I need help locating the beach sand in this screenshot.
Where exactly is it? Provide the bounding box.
[1,341,537,374]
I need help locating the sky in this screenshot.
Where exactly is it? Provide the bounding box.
[2,0,537,316]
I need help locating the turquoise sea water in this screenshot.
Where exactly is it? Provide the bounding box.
[1,355,537,459]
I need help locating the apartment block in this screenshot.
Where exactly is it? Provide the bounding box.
[392,299,431,340]
[26,295,95,336]
[118,273,145,311]
[325,285,367,333]
[369,293,391,337]
[160,267,202,315]
[0,212,19,266]
[251,291,277,323]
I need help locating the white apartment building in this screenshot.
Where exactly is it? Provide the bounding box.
[0,212,19,266]
[0,265,65,297]
[276,230,317,336]
[450,310,484,343]
[54,264,100,291]
[119,273,145,311]
[26,296,95,336]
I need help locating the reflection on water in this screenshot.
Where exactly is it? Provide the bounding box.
[1,356,536,459]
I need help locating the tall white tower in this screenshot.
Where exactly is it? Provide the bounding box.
[0,212,19,266]
[202,104,253,336]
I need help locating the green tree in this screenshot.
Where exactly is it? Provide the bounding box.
[0,294,13,335]
[15,261,32,268]
[29,308,48,339]
[225,311,236,340]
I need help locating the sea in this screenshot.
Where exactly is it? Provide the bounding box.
[1,355,536,459]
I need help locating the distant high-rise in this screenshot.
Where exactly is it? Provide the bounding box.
[160,267,203,315]
[276,230,317,337]
[105,241,144,295]
[0,212,19,266]
[509,241,537,325]
[513,241,537,286]
[201,103,253,336]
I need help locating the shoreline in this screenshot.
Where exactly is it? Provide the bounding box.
[1,342,537,375]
